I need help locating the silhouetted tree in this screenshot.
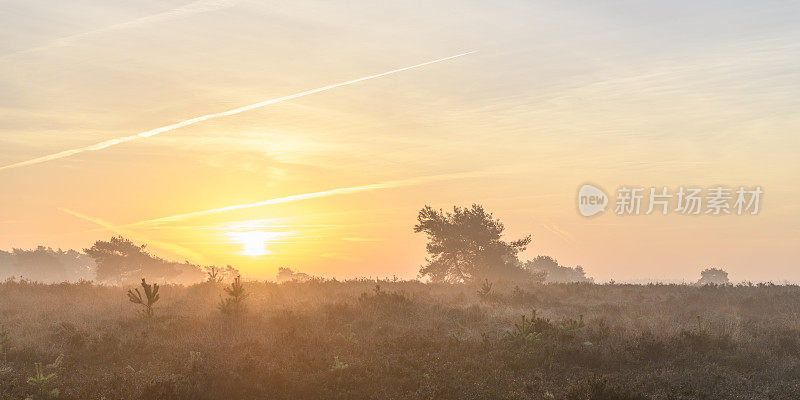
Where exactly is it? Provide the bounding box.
[85,236,202,284]
[414,204,532,283]
[524,255,592,283]
[85,236,154,283]
[276,267,312,283]
[219,275,248,316]
[697,267,729,285]
[127,278,160,318]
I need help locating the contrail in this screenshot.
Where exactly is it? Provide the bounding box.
[541,223,574,243]
[118,169,499,227]
[4,0,241,59]
[59,208,207,262]
[0,51,474,172]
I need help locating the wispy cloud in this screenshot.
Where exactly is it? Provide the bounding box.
[0,52,474,172]
[541,222,574,243]
[341,237,383,242]
[118,169,499,227]
[5,0,242,58]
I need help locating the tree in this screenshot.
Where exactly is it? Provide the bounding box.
[84,236,202,284]
[697,267,729,285]
[524,255,592,283]
[414,204,532,283]
[276,267,312,283]
[85,237,153,283]
[219,275,248,316]
[127,278,160,318]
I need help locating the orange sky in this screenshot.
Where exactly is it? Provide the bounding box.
[1,0,798,282]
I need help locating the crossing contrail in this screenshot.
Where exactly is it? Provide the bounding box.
[115,169,499,228]
[59,208,207,262]
[0,51,474,172]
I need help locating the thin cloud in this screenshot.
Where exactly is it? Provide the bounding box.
[0,51,474,172]
[541,223,574,243]
[342,237,383,242]
[113,168,504,228]
[5,0,242,58]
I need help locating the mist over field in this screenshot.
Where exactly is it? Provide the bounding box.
[1,205,793,400]
[2,0,799,399]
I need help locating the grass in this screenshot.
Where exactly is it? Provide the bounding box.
[2,278,800,399]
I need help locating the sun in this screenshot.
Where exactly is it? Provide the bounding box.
[226,231,278,256]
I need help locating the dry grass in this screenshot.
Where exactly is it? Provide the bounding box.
[2,278,800,399]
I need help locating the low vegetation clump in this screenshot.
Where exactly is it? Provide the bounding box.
[2,278,800,399]
[25,354,63,400]
[218,275,248,317]
[126,278,160,318]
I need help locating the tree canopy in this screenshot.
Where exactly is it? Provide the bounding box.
[414,204,532,283]
[697,267,729,285]
[84,236,203,284]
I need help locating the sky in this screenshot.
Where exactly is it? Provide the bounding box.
[0,0,798,282]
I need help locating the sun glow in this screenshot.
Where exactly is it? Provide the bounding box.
[226,231,278,256]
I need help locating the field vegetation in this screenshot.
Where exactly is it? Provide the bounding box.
[2,279,800,399]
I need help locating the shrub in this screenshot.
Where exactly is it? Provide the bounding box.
[559,315,585,338]
[219,275,248,316]
[26,354,63,400]
[505,311,544,346]
[477,279,493,301]
[205,266,224,283]
[126,278,160,318]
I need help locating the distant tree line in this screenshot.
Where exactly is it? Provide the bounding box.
[1,236,206,284]
[0,246,94,282]
[524,255,592,283]
[276,267,313,283]
[1,209,726,286]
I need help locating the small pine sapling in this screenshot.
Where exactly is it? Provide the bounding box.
[26,354,63,399]
[560,315,585,337]
[127,278,160,318]
[338,324,356,343]
[329,356,349,372]
[205,266,224,283]
[505,310,543,346]
[477,279,493,301]
[187,351,203,372]
[219,275,248,316]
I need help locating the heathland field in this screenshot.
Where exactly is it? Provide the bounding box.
[2,279,800,400]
